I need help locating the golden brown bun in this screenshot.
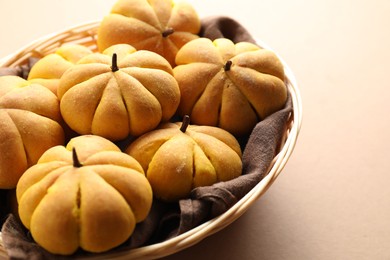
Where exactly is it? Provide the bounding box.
[27,44,93,95]
[126,119,242,202]
[58,44,180,141]
[0,76,64,188]
[174,38,288,136]
[97,0,200,66]
[17,138,152,255]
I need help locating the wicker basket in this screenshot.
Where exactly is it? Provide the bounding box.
[0,20,302,259]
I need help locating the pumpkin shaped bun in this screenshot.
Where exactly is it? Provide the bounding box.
[16,135,153,255]
[27,44,93,95]
[0,76,64,189]
[125,116,242,202]
[97,0,201,66]
[58,44,180,141]
[174,38,288,136]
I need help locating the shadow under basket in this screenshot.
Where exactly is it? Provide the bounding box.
[0,20,302,259]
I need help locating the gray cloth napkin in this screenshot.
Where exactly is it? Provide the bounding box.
[0,57,38,79]
[1,16,293,259]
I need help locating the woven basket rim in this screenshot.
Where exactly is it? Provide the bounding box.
[0,20,302,260]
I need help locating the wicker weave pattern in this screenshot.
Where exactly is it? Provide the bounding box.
[0,21,302,260]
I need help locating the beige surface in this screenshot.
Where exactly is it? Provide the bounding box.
[1,0,390,259]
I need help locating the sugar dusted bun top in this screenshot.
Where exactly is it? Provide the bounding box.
[97,0,201,66]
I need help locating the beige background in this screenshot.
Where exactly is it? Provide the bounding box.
[1,0,390,259]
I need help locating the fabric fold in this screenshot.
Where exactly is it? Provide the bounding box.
[176,93,293,233]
